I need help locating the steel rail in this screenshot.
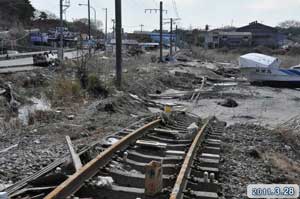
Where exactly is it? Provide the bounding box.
[4,115,156,196]
[169,118,211,199]
[44,119,161,199]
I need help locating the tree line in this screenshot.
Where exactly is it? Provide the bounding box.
[0,0,35,29]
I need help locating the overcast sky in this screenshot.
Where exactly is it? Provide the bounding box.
[30,0,300,32]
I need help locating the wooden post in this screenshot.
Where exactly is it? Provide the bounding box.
[145,161,163,196]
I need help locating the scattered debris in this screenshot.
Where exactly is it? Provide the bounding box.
[97,102,115,113]
[1,84,21,112]
[93,176,114,188]
[33,139,40,144]
[218,98,238,108]
[1,41,300,199]
[247,146,261,159]
[187,122,199,135]
[67,115,75,120]
[174,50,193,62]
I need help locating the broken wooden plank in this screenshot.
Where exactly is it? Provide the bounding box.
[0,88,5,95]
[154,128,180,134]
[65,136,82,171]
[136,140,167,149]
[0,144,18,154]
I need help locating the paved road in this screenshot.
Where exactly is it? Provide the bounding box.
[0,57,34,68]
[0,49,101,73]
[0,50,88,68]
[0,66,42,74]
[0,51,58,59]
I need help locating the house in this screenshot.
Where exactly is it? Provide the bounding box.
[236,21,285,47]
[205,31,252,48]
[205,21,286,48]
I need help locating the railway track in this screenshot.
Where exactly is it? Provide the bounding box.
[5,112,225,199]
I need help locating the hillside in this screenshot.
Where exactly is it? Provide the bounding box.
[0,0,35,30]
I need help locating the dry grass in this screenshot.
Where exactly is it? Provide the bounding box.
[278,55,300,68]
[46,78,84,106]
[277,129,300,155]
[264,152,300,184]
[191,46,239,63]
[191,46,300,68]
[27,110,59,125]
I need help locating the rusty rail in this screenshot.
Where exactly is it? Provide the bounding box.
[169,118,211,199]
[44,119,161,199]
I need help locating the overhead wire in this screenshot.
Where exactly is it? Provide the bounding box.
[172,0,180,18]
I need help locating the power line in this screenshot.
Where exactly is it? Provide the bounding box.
[152,0,159,7]
[172,0,180,18]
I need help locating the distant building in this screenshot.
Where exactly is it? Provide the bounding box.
[205,21,286,49]
[109,39,139,52]
[205,31,252,48]
[236,21,285,47]
[30,27,79,48]
[128,31,176,46]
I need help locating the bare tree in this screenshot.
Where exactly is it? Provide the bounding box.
[278,20,300,29]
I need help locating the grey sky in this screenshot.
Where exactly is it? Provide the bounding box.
[30,0,300,32]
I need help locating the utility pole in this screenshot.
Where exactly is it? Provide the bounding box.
[145,1,167,62]
[159,1,163,62]
[112,19,115,39]
[164,18,180,57]
[140,24,144,32]
[88,0,91,41]
[175,25,178,52]
[170,18,173,57]
[79,4,97,30]
[59,0,64,61]
[115,0,122,88]
[103,8,108,43]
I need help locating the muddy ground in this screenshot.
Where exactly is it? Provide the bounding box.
[0,49,299,198]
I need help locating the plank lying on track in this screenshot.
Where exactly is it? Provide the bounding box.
[44,119,161,199]
[169,118,212,199]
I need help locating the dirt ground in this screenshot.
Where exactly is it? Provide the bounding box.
[0,51,206,186]
[0,48,299,198]
[151,49,300,198]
